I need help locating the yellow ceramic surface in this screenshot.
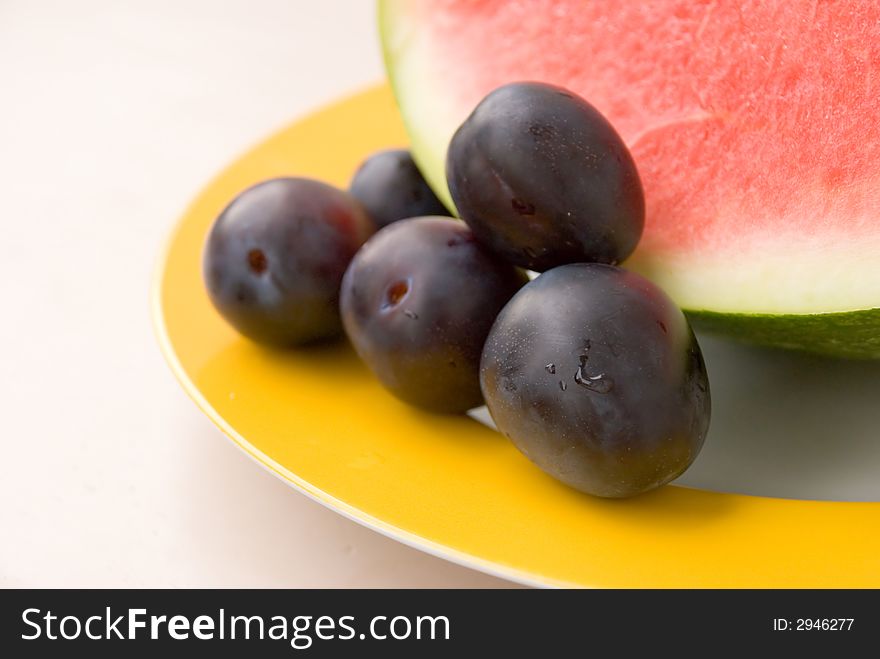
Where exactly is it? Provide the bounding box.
[153,85,880,587]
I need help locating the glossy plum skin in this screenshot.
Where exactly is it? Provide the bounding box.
[203,177,376,346]
[340,217,527,413]
[446,82,645,271]
[481,264,710,498]
[350,149,449,227]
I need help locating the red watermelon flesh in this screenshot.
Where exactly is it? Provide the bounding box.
[380,0,880,356]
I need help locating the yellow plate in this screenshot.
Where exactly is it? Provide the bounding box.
[153,85,880,588]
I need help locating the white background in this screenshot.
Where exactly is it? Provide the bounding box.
[0,0,512,587]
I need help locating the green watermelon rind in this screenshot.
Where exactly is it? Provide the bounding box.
[378,0,880,359]
[687,308,880,359]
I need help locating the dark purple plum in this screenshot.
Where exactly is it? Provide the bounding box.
[349,149,449,227]
[446,81,644,271]
[340,217,527,413]
[481,263,710,498]
[203,177,375,346]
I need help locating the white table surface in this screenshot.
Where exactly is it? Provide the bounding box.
[0,0,513,588]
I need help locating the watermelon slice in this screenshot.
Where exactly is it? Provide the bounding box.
[379,0,880,358]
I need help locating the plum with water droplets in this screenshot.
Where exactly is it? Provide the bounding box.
[481,263,710,497]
